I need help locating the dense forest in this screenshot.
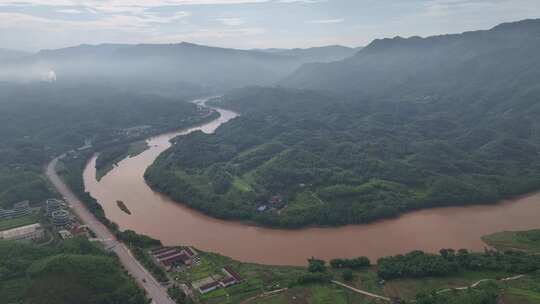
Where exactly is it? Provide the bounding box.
[0,82,211,209]
[0,238,147,304]
[145,19,540,227]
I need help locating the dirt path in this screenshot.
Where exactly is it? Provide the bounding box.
[332,280,391,302]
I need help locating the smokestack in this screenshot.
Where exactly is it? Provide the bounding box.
[42,70,57,82]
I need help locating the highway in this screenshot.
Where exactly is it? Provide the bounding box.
[46,156,176,304]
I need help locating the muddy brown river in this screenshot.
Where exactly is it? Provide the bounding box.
[84,102,540,266]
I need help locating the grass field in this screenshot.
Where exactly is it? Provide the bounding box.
[482,230,540,253]
[251,284,379,304]
[500,271,540,304]
[0,211,39,231]
[384,270,510,300]
[96,140,150,180]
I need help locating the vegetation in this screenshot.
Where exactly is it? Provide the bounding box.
[96,140,150,180]
[377,248,540,280]
[0,237,148,304]
[146,20,540,228]
[330,257,371,270]
[146,78,540,228]
[415,282,500,304]
[0,211,39,230]
[116,200,132,215]
[0,82,213,210]
[483,230,540,253]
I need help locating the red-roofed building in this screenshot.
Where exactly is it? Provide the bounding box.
[198,281,220,294]
[161,253,191,267]
[222,266,243,282]
[184,247,197,257]
[151,247,175,255]
[155,249,180,259]
[220,276,237,287]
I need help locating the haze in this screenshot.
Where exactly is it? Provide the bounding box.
[2,0,540,51]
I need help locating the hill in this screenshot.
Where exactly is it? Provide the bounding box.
[0,82,212,209]
[145,19,540,227]
[0,238,147,304]
[283,19,540,98]
[256,45,360,63]
[1,42,356,96]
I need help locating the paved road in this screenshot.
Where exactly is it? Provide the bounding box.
[46,156,176,304]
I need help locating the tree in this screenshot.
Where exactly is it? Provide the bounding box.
[342,269,354,281]
[308,258,326,273]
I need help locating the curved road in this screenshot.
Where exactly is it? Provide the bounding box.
[46,156,176,304]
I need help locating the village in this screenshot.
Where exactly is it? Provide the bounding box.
[0,197,247,303]
[0,198,91,243]
[148,245,245,297]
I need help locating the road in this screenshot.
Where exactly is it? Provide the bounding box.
[46,156,176,304]
[331,280,391,302]
[437,274,526,294]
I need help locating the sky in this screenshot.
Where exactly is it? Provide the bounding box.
[1,0,540,52]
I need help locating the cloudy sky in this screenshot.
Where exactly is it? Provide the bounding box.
[1,0,540,52]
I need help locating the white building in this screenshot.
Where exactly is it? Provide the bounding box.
[0,223,44,242]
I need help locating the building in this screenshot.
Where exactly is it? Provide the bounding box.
[0,223,44,242]
[46,198,63,216]
[11,201,31,217]
[198,281,220,294]
[0,208,14,219]
[219,276,237,287]
[222,266,243,282]
[51,210,71,226]
[70,225,88,237]
[151,247,198,269]
[58,230,73,240]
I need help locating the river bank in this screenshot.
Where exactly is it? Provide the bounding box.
[83,100,540,266]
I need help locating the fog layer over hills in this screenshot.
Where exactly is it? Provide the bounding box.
[0,43,358,97]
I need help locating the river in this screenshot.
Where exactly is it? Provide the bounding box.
[84,100,540,266]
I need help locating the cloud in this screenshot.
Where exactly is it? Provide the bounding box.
[56,8,83,14]
[305,18,344,24]
[217,17,245,26]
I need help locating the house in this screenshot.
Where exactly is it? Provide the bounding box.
[184,247,197,257]
[256,205,267,212]
[161,253,191,267]
[152,247,196,268]
[219,276,237,287]
[222,266,243,282]
[198,281,220,294]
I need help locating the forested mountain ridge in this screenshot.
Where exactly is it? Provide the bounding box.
[1,42,356,95]
[256,45,360,63]
[283,19,540,97]
[0,82,212,208]
[0,238,147,303]
[145,19,540,227]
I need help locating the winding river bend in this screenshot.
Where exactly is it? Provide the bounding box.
[84,100,540,266]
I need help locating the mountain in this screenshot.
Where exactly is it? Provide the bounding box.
[283,19,540,98]
[0,48,30,61]
[256,45,360,63]
[0,42,358,96]
[145,19,540,228]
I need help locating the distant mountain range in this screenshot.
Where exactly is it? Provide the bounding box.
[0,49,30,61]
[0,42,358,96]
[283,19,540,98]
[256,45,361,63]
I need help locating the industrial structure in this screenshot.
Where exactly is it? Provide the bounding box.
[0,201,31,219]
[0,223,44,242]
[51,210,71,227]
[46,198,63,216]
